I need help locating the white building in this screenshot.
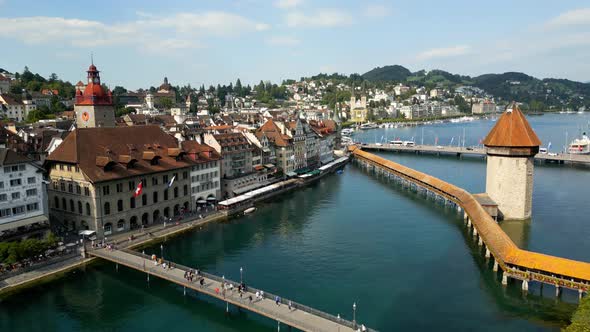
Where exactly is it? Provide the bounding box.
[0,94,26,122]
[181,141,222,210]
[0,149,48,240]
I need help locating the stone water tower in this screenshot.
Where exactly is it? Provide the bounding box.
[483,104,541,220]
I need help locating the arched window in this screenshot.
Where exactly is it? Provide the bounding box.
[117,219,125,231]
[153,191,158,203]
[164,189,169,200]
[78,201,83,214]
[142,194,147,206]
[174,187,178,198]
[117,199,123,212]
[104,202,110,215]
[86,202,91,216]
[69,199,75,212]
[104,222,112,235]
[54,196,59,209]
[62,198,66,211]
[130,197,136,208]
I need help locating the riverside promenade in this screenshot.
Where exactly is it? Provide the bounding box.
[90,248,369,332]
[360,143,590,166]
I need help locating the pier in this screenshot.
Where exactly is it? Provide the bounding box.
[351,146,590,297]
[89,248,370,332]
[360,143,590,165]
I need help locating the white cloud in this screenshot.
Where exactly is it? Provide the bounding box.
[266,36,300,46]
[274,0,303,9]
[286,9,352,28]
[363,4,391,18]
[546,8,590,28]
[417,45,471,60]
[0,12,269,52]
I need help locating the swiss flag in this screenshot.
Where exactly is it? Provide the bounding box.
[133,181,143,198]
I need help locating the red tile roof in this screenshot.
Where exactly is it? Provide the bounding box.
[256,119,291,147]
[483,105,541,147]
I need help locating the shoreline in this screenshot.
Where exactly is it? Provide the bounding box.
[0,157,349,298]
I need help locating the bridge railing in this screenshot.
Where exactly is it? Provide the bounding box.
[123,249,373,331]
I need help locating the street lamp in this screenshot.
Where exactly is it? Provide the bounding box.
[160,244,164,260]
[240,267,243,284]
[353,302,357,329]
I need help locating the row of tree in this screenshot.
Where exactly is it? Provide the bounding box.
[0,233,59,265]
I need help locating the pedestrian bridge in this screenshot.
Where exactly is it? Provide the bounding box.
[351,146,590,296]
[89,248,370,332]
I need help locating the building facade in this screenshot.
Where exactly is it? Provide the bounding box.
[0,149,48,241]
[45,126,198,238]
[182,141,222,209]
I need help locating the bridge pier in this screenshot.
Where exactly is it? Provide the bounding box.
[473,227,478,237]
[579,289,584,300]
[522,280,529,292]
[556,285,561,297]
[493,260,499,272]
[478,235,483,246]
[485,247,491,258]
[502,272,509,286]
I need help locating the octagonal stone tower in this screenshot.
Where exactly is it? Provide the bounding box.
[483,104,541,220]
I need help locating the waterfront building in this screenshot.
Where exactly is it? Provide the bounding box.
[0,148,48,241]
[349,96,368,123]
[483,104,540,220]
[181,140,221,209]
[303,121,320,169]
[256,119,295,174]
[45,126,197,237]
[289,119,307,171]
[74,63,116,128]
[472,100,497,114]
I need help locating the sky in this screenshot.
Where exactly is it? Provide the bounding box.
[1,0,590,89]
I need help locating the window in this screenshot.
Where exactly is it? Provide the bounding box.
[86,203,91,216]
[0,208,11,217]
[84,187,90,196]
[54,197,59,208]
[0,182,5,189]
[117,199,123,212]
[102,185,110,196]
[141,178,147,188]
[116,183,123,193]
[12,206,25,215]
[67,165,71,172]
[26,203,39,212]
[183,185,188,196]
[68,183,73,193]
[60,182,65,191]
[18,164,25,171]
[104,202,111,215]
[0,194,6,201]
[152,177,158,186]
[128,181,135,191]
[3,166,10,173]
[75,166,80,173]
[10,179,22,187]
[11,192,20,199]
[183,171,188,179]
[70,199,75,212]
[142,194,147,206]
[164,189,168,200]
[153,191,158,203]
[163,175,169,184]
[26,189,37,196]
[174,187,178,198]
[78,201,83,214]
[76,185,81,194]
[59,164,64,171]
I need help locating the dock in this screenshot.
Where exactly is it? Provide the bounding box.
[360,143,590,166]
[89,248,371,332]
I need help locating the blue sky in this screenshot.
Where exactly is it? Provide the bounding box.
[1,0,590,89]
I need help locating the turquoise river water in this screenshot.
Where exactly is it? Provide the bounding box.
[1,113,590,331]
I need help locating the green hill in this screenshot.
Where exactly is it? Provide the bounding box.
[362,65,412,82]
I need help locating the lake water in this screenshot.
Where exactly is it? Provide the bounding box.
[2,113,590,331]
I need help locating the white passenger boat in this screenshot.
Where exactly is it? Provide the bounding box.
[341,128,354,136]
[359,122,378,130]
[568,133,590,154]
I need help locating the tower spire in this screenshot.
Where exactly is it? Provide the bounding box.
[91,52,94,65]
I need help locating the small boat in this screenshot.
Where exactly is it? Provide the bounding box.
[244,207,256,214]
[341,128,354,136]
[359,122,378,130]
[336,169,344,174]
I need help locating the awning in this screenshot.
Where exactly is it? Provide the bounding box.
[286,171,297,177]
[0,214,48,232]
[197,199,207,204]
[79,230,96,236]
[233,180,271,195]
[264,164,275,169]
[207,197,217,201]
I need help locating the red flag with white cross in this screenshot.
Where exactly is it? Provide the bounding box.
[133,181,143,198]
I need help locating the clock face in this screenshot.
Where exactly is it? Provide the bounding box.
[81,112,90,122]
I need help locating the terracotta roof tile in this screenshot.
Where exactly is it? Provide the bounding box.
[483,105,541,147]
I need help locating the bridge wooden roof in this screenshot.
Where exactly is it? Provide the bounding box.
[483,105,541,148]
[352,148,590,282]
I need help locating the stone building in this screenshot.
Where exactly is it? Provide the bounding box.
[472,100,496,114]
[349,96,368,123]
[74,63,116,128]
[45,126,199,237]
[181,140,221,208]
[483,104,540,220]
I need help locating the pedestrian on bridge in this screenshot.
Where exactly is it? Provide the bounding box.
[275,296,281,306]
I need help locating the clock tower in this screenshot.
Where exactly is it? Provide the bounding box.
[74,63,116,128]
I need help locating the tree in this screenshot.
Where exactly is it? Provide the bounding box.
[48,73,58,82]
[159,97,173,110]
[235,78,243,97]
[112,86,127,96]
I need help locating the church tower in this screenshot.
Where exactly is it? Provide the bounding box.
[483,104,541,220]
[74,63,115,128]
